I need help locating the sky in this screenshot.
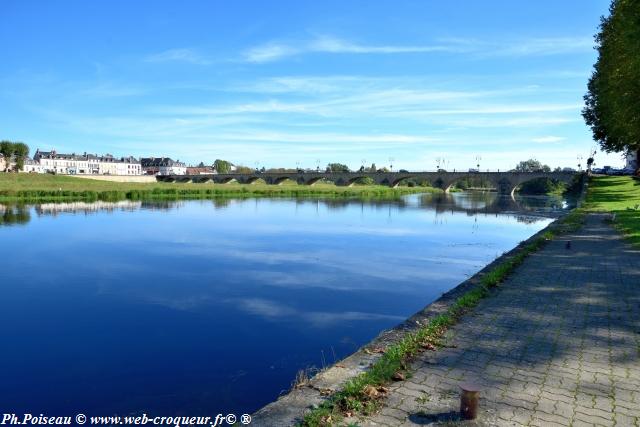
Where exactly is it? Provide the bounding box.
[0,0,625,170]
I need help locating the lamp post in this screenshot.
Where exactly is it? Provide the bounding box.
[577,155,583,171]
[389,157,395,172]
[475,155,482,171]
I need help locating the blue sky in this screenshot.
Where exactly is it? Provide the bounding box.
[0,0,623,170]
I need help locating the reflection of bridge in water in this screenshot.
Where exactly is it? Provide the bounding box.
[158,171,581,196]
[1,191,570,227]
[417,192,569,216]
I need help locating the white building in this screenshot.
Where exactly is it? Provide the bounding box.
[0,154,16,172]
[33,150,142,175]
[140,157,187,175]
[22,158,44,173]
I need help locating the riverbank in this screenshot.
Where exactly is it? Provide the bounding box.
[252,209,584,426]
[0,174,438,202]
[346,212,639,427]
[252,175,640,426]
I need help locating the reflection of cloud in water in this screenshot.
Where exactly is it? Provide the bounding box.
[231,298,404,328]
[141,244,470,287]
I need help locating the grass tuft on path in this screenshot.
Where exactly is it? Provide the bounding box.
[585,176,640,246]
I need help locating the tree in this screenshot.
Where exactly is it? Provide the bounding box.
[235,165,253,173]
[213,159,233,173]
[0,141,13,172]
[326,163,350,172]
[13,142,29,171]
[582,0,640,168]
[514,159,551,172]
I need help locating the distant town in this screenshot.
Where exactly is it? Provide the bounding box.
[0,147,236,176]
[0,142,637,178]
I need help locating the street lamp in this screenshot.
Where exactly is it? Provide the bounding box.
[577,155,583,171]
[475,155,482,170]
[389,157,395,172]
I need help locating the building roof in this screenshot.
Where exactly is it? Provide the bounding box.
[141,157,186,167]
[34,149,139,164]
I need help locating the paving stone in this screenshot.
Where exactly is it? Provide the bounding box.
[353,214,640,427]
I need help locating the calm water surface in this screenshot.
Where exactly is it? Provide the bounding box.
[0,192,569,415]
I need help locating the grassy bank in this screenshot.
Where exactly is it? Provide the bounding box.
[584,175,640,246]
[301,210,584,426]
[0,174,437,202]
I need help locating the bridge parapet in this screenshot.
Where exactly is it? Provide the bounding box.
[157,171,582,195]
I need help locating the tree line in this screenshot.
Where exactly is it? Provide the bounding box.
[583,0,639,170]
[0,141,30,172]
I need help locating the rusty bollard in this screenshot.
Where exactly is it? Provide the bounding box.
[459,382,482,420]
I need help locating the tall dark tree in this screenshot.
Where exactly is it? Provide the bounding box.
[515,159,551,173]
[213,159,233,173]
[13,142,29,171]
[583,0,640,167]
[326,163,350,172]
[0,141,13,171]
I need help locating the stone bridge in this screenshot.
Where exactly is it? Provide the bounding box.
[157,171,581,196]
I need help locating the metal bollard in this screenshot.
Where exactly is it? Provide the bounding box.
[459,382,482,420]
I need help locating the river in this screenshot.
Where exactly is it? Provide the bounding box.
[0,192,571,416]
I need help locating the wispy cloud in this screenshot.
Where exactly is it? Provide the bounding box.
[79,82,147,98]
[532,135,566,143]
[244,35,459,63]
[144,48,212,65]
[244,43,301,63]
[243,35,594,63]
[309,35,453,54]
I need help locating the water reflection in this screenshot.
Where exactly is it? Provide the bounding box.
[0,204,31,226]
[0,191,573,226]
[0,191,569,415]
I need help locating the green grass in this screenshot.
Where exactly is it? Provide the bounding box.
[584,176,640,246]
[299,211,584,426]
[0,173,438,202]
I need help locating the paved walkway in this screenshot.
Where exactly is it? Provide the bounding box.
[350,214,640,427]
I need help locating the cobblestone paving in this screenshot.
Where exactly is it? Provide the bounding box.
[353,214,640,426]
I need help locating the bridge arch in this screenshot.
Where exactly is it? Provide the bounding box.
[270,176,296,185]
[213,176,238,184]
[243,176,263,184]
[441,174,499,193]
[509,174,577,197]
[389,175,419,188]
[303,176,325,186]
[193,176,213,183]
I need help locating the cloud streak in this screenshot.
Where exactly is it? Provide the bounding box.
[144,48,212,65]
[243,35,594,63]
[532,135,566,143]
